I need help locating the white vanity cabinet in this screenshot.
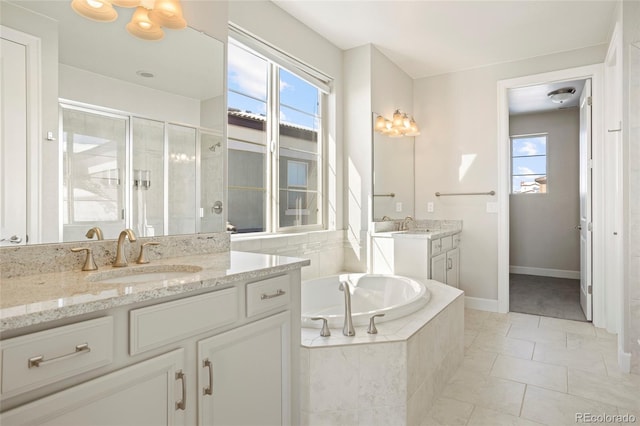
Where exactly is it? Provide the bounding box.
[371,232,395,274]
[394,231,461,287]
[197,311,290,426]
[0,269,301,426]
[0,348,186,425]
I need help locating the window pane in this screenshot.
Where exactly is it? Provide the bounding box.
[279,69,319,116]
[512,136,546,156]
[279,189,318,227]
[227,44,267,101]
[228,140,266,233]
[512,156,546,176]
[513,175,547,194]
[228,92,267,120]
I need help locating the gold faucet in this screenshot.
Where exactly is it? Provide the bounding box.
[85,227,104,240]
[113,229,137,267]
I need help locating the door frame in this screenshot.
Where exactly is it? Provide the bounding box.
[0,25,42,243]
[496,64,606,328]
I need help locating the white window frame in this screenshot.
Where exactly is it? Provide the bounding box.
[227,35,328,234]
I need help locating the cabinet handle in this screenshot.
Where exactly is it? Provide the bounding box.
[447,258,453,270]
[203,359,213,396]
[28,343,91,368]
[175,370,186,411]
[261,289,286,300]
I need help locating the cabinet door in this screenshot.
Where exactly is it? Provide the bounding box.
[372,237,394,274]
[0,349,186,426]
[431,252,447,283]
[446,247,460,288]
[198,311,291,426]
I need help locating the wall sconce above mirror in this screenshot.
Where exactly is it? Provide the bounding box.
[374,109,420,138]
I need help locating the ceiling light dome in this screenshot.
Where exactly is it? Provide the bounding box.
[547,87,576,104]
[148,0,187,29]
[71,0,117,22]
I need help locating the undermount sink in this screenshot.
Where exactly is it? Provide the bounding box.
[86,265,203,284]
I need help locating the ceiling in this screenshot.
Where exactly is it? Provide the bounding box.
[509,79,586,115]
[273,0,616,80]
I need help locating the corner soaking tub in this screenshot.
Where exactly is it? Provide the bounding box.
[301,273,431,328]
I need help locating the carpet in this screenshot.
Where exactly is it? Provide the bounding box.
[509,273,587,322]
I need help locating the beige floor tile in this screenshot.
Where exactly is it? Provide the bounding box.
[421,397,474,426]
[441,369,526,416]
[469,332,535,360]
[539,316,596,336]
[521,385,620,426]
[465,330,479,349]
[490,354,567,392]
[461,348,498,374]
[566,332,618,356]
[465,309,492,323]
[477,319,512,336]
[508,324,567,346]
[594,326,617,340]
[568,369,640,411]
[467,406,543,426]
[533,342,607,375]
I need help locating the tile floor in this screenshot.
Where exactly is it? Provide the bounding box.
[422,309,640,425]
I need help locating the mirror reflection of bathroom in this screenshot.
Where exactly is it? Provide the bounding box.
[507,79,591,322]
[0,0,225,245]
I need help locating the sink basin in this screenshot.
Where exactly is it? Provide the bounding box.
[86,265,203,284]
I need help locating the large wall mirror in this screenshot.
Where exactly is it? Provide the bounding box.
[0,0,225,245]
[372,113,415,221]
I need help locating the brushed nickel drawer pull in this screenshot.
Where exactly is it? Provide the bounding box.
[203,359,213,396]
[28,343,91,368]
[175,370,186,410]
[260,289,286,300]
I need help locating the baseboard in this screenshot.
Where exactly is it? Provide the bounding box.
[509,266,580,280]
[618,346,632,373]
[465,296,498,312]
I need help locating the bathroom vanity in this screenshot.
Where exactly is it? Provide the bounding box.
[0,249,308,425]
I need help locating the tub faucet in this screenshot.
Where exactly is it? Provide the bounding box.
[113,229,137,267]
[338,279,355,336]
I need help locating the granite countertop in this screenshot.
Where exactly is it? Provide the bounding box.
[0,251,310,332]
[371,228,461,238]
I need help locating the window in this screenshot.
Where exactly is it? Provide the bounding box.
[227,38,326,233]
[511,134,547,194]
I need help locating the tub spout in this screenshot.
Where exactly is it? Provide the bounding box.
[339,280,355,336]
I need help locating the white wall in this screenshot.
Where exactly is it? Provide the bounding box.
[413,45,606,300]
[60,65,202,125]
[509,109,580,274]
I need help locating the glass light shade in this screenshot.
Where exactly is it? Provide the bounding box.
[405,119,420,136]
[402,113,411,129]
[111,0,140,7]
[127,6,164,40]
[392,110,404,127]
[71,0,117,22]
[148,0,187,29]
[374,116,387,133]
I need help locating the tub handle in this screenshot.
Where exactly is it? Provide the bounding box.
[367,314,386,334]
[310,317,331,337]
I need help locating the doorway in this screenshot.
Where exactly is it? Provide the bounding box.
[496,64,606,326]
[507,79,589,322]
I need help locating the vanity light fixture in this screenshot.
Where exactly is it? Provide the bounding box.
[547,87,576,104]
[374,109,420,137]
[70,0,187,41]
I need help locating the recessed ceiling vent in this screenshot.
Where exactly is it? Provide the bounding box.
[547,87,576,104]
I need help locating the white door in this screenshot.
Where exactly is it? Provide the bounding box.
[0,37,28,245]
[579,79,593,321]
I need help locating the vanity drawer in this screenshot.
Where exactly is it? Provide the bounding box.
[440,236,453,251]
[130,287,238,355]
[1,317,113,398]
[246,275,291,318]
[431,238,442,255]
